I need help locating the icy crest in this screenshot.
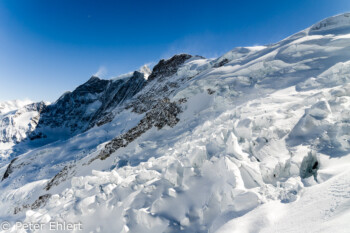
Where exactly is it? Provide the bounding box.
[310,13,350,34]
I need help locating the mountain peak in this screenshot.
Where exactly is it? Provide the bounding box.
[88,75,101,81]
[139,64,151,80]
[147,54,192,81]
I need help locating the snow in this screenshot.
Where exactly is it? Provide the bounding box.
[0,100,32,115]
[111,65,151,80]
[0,101,43,157]
[217,166,350,233]
[1,12,350,233]
[310,13,350,33]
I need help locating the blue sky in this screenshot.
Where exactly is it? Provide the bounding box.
[1,0,349,102]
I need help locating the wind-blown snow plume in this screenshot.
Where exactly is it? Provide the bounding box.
[93,66,107,78]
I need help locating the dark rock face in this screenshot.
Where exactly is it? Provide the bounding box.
[2,158,18,181]
[31,194,52,210]
[45,164,75,191]
[33,72,146,134]
[30,54,192,138]
[213,58,229,68]
[14,194,52,214]
[126,55,193,115]
[148,54,192,81]
[88,71,146,128]
[91,98,182,162]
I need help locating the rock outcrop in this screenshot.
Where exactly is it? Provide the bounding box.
[147,54,192,81]
[33,71,147,135]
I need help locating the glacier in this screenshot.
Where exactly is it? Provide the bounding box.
[1,13,350,233]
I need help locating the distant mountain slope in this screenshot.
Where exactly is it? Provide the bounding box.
[1,13,350,233]
[0,99,32,114]
[0,100,46,159]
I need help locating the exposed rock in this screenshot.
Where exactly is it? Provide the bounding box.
[95,112,114,127]
[213,58,229,68]
[126,55,193,115]
[27,55,192,144]
[91,98,182,162]
[88,71,146,128]
[2,158,30,181]
[33,72,146,136]
[45,164,76,190]
[147,54,192,82]
[14,194,51,214]
[2,158,18,181]
[14,204,29,215]
[31,194,52,210]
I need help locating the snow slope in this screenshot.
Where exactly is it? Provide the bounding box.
[1,13,350,233]
[217,160,350,233]
[0,101,46,159]
[0,100,32,115]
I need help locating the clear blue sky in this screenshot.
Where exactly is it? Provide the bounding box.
[1,0,349,102]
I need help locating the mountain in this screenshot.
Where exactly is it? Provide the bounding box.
[1,13,350,233]
[0,99,33,115]
[0,100,47,159]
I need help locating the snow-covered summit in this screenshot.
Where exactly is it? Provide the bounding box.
[112,64,151,80]
[212,46,266,67]
[139,64,152,79]
[0,99,32,114]
[310,12,350,34]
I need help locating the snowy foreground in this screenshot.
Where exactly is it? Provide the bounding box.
[1,13,350,233]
